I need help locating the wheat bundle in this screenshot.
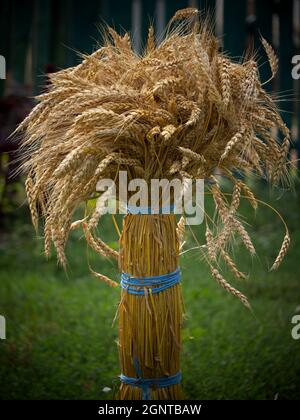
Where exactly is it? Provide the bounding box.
[118,214,183,399]
[17,8,290,399]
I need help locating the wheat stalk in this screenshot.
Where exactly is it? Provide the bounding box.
[261,37,278,81]
[270,232,290,271]
[210,266,250,308]
[18,9,290,305]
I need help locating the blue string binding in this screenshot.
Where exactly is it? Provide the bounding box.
[121,267,181,295]
[122,205,182,399]
[119,370,182,400]
[126,204,176,215]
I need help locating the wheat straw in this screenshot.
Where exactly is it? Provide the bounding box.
[18,8,291,399]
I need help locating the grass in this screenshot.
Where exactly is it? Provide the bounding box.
[0,182,300,400]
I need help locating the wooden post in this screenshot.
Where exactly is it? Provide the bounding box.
[69,0,101,57]
[223,0,247,59]
[255,0,274,89]
[48,0,72,69]
[278,0,294,136]
[10,0,33,86]
[100,0,132,33]
[32,0,52,94]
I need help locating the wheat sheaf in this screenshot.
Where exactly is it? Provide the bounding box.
[17,8,291,307]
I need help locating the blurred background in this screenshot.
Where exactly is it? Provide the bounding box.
[0,0,300,400]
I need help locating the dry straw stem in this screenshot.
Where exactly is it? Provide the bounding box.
[176,216,186,249]
[118,214,183,400]
[18,8,290,303]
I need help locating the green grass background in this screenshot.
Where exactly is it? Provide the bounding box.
[0,183,300,400]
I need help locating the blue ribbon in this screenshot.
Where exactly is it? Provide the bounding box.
[119,370,182,400]
[126,204,176,215]
[121,268,181,295]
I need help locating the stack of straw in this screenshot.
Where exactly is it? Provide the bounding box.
[16,8,291,399]
[118,214,183,399]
